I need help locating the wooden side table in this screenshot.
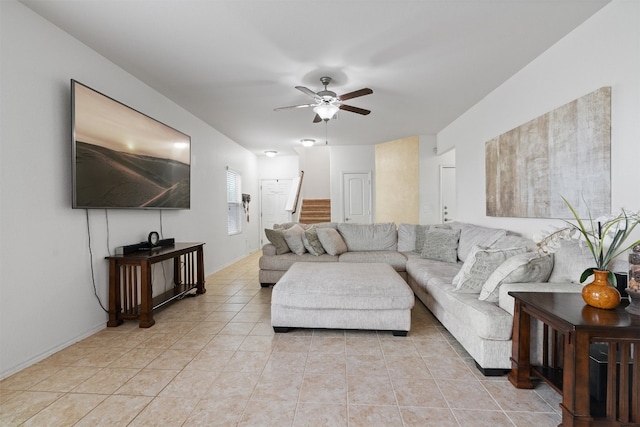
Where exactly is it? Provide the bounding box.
[508,291,639,427]
[105,242,205,328]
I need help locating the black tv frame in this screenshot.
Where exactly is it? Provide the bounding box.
[71,79,191,209]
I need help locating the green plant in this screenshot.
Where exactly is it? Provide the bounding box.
[536,196,640,286]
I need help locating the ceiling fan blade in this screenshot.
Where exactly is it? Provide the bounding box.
[313,114,322,123]
[339,104,371,115]
[274,103,315,111]
[296,86,319,98]
[339,88,373,101]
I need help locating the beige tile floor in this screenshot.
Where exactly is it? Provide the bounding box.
[0,252,562,426]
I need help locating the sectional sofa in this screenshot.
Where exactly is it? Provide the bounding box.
[259,221,593,374]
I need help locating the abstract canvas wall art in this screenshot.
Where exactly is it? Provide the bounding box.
[486,87,611,218]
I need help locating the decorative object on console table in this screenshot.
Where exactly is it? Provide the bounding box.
[582,269,621,310]
[626,288,640,315]
[614,271,629,300]
[536,197,640,309]
[148,231,160,247]
[627,245,640,315]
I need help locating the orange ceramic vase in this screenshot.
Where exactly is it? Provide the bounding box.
[581,269,621,310]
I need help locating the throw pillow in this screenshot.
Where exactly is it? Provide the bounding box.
[302,226,326,256]
[316,227,348,256]
[282,224,306,255]
[264,228,291,255]
[452,245,527,293]
[420,227,461,263]
[415,225,431,252]
[478,252,554,302]
[456,225,507,262]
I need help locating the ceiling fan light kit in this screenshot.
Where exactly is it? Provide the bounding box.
[275,76,372,123]
[314,104,339,121]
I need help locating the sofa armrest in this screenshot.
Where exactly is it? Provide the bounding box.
[498,282,583,315]
[262,243,276,256]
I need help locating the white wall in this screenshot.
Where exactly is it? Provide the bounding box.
[419,135,456,224]
[0,0,259,378]
[257,154,299,182]
[329,145,376,222]
[296,146,331,200]
[437,0,640,238]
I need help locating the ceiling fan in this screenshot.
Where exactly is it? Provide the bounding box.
[274,76,372,123]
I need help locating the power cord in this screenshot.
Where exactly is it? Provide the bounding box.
[104,209,112,256]
[85,209,109,313]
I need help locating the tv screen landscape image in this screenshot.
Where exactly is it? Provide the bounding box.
[72,80,191,209]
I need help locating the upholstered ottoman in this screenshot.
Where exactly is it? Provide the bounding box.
[271,262,415,336]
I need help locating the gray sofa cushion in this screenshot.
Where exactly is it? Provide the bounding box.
[420,227,460,263]
[302,226,326,256]
[339,251,408,271]
[317,228,348,256]
[397,223,417,252]
[282,224,306,255]
[547,239,594,283]
[479,252,554,302]
[265,228,291,255]
[452,246,527,293]
[436,286,514,341]
[405,257,462,288]
[452,223,507,262]
[407,257,513,341]
[337,222,398,252]
[272,262,414,310]
[415,225,430,252]
[259,253,339,270]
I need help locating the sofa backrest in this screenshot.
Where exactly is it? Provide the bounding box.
[547,239,594,283]
[337,222,398,252]
[397,223,418,252]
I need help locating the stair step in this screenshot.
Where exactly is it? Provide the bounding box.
[299,199,331,224]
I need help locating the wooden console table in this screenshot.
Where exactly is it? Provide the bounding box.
[508,291,639,427]
[106,242,205,328]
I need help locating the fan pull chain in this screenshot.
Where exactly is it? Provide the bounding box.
[325,121,328,145]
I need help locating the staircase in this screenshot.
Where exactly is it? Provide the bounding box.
[298,199,331,224]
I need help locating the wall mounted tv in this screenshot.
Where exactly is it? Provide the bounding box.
[71,79,191,209]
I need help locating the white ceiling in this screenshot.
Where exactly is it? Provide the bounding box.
[22,0,610,156]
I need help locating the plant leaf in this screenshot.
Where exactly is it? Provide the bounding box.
[608,271,617,287]
[580,268,595,283]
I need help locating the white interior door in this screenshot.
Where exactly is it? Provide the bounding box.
[343,172,372,223]
[260,179,292,244]
[440,166,456,223]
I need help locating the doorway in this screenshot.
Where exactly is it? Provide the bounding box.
[260,179,292,245]
[342,172,372,223]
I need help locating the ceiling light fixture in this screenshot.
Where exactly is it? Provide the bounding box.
[300,139,315,147]
[264,150,277,157]
[313,103,339,121]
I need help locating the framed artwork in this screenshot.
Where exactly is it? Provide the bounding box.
[486,87,611,218]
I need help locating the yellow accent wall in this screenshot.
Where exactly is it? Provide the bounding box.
[375,136,419,224]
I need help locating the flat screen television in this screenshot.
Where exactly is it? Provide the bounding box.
[71,79,191,209]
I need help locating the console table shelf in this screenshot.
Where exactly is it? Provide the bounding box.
[106,242,206,328]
